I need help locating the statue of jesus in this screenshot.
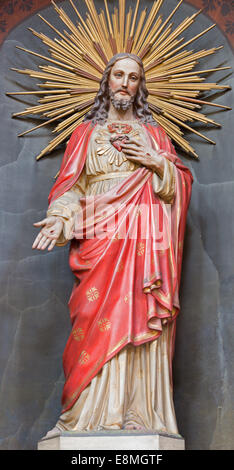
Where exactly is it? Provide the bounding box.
[33,53,193,436]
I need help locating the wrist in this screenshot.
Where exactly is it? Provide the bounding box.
[147,151,164,177]
[56,216,65,225]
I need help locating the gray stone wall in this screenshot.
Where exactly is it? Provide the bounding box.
[0,1,233,449]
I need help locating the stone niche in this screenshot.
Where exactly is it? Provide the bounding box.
[0,0,233,450]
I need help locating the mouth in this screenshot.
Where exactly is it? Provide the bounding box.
[118,90,129,95]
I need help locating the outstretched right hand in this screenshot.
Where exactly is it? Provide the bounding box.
[32,216,64,251]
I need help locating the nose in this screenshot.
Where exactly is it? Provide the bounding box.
[122,75,128,88]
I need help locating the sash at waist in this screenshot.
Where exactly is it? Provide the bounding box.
[87,171,134,185]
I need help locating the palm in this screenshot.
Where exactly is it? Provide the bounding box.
[32,216,64,251]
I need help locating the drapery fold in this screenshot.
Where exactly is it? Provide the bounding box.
[56,326,178,434]
[47,122,193,413]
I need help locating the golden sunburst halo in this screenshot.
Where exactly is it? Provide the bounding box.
[6,0,232,160]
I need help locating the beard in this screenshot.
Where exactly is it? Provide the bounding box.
[109,89,135,111]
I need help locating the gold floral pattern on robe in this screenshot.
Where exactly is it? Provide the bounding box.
[45,121,181,435]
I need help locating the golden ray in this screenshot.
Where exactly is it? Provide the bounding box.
[6,0,231,160]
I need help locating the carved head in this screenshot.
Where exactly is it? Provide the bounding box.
[108,55,141,112]
[84,53,156,126]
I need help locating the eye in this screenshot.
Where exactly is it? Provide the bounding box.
[115,72,122,78]
[130,75,138,81]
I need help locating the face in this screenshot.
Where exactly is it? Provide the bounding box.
[108,58,141,102]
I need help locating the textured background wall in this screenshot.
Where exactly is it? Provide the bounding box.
[0,0,233,450]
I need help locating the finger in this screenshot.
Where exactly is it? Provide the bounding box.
[126,155,151,167]
[48,239,57,251]
[127,138,142,146]
[37,235,48,250]
[126,156,141,163]
[122,144,138,151]
[33,218,49,227]
[126,155,139,160]
[122,143,139,150]
[40,237,52,251]
[122,148,141,156]
[122,149,139,156]
[128,138,146,149]
[32,231,43,249]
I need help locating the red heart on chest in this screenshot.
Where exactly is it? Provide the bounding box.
[110,135,129,152]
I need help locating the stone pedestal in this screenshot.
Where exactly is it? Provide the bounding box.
[38,430,185,450]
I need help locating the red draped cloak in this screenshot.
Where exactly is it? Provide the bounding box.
[48,121,193,413]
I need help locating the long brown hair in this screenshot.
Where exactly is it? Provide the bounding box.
[83,53,157,126]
